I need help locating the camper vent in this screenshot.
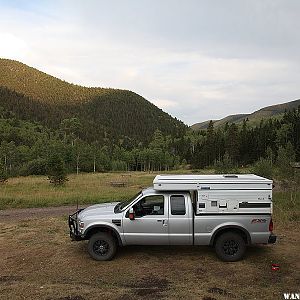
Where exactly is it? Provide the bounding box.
[223,175,238,178]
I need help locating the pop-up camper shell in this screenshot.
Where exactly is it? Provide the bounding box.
[153,174,273,215]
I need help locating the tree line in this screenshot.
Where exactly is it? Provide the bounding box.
[190,107,300,169]
[0,108,184,181]
[0,105,299,183]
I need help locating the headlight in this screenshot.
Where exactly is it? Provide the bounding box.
[78,221,84,229]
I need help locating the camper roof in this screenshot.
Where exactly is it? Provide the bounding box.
[153,174,272,185]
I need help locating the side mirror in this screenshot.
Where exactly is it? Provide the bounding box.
[129,207,135,220]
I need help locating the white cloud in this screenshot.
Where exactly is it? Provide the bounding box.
[151,99,178,109]
[0,32,30,61]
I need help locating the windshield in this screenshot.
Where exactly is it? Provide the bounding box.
[114,191,142,213]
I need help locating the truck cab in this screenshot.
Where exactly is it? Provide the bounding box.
[121,189,193,246]
[69,174,276,262]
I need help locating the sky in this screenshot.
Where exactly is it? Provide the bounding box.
[0,0,299,125]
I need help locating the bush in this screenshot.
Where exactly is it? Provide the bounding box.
[214,152,237,174]
[24,158,47,175]
[276,143,295,181]
[47,153,68,185]
[252,158,273,179]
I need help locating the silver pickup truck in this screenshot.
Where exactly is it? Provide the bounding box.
[69,174,277,262]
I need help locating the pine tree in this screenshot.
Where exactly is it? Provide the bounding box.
[47,152,68,185]
[206,120,216,165]
[225,123,239,164]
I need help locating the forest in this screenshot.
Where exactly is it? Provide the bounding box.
[0,103,299,180]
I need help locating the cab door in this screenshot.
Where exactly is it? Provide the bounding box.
[122,194,169,245]
[168,194,193,245]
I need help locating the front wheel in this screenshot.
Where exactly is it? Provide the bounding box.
[88,232,117,261]
[214,232,246,262]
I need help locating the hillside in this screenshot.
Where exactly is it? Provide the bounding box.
[191,99,300,130]
[0,59,186,144]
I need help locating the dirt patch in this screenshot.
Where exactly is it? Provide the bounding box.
[0,275,23,283]
[57,297,85,300]
[195,266,206,276]
[208,287,236,298]
[116,295,132,300]
[125,275,169,298]
[46,296,85,300]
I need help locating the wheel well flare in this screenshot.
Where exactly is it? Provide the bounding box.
[210,226,251,246]
[85,226,122,246]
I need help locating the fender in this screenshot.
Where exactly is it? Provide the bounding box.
[83,223,124,246]
[209,223,251,246]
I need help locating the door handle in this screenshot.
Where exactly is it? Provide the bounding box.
[157,219,168,226]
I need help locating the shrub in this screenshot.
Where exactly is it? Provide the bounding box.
[47,153,68,185]
[25,158,48,175]
[276,143,295,181]
[252,158,273,179]
[214,152,237,174]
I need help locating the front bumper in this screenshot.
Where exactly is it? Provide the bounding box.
[268,234,277,244]
[68,209,84,241]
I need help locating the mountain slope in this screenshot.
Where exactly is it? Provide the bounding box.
[0,59,186,144]
[0,58,108,104]
[191,99,300,130]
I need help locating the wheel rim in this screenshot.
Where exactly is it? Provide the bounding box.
[222,239,239,256]
[93,240,110,256]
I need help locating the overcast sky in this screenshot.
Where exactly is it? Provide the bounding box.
[0,0,299,125]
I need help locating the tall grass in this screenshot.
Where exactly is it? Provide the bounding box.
[273,190,300,224]
[0,173,154,209]
[0,172,299,226]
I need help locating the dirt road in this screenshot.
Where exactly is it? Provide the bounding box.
[0,205,86,222]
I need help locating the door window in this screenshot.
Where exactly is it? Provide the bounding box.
[170,195,186,215]
[133,195,164,217]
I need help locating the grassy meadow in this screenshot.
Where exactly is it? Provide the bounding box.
[0,172,154,210]
[0,171,299,225]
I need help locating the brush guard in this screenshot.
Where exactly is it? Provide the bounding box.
[68,209,84,241]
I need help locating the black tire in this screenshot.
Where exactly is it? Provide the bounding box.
[214,232,246,262]
[88,232,117,261]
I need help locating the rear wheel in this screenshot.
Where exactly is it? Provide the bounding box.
[215,232,246,262]
[88,232,117,261]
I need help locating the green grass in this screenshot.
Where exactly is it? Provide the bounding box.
[0,170,202,209]
[273,190,300,224]
[0,172,156,209]
[0,172,299,224]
